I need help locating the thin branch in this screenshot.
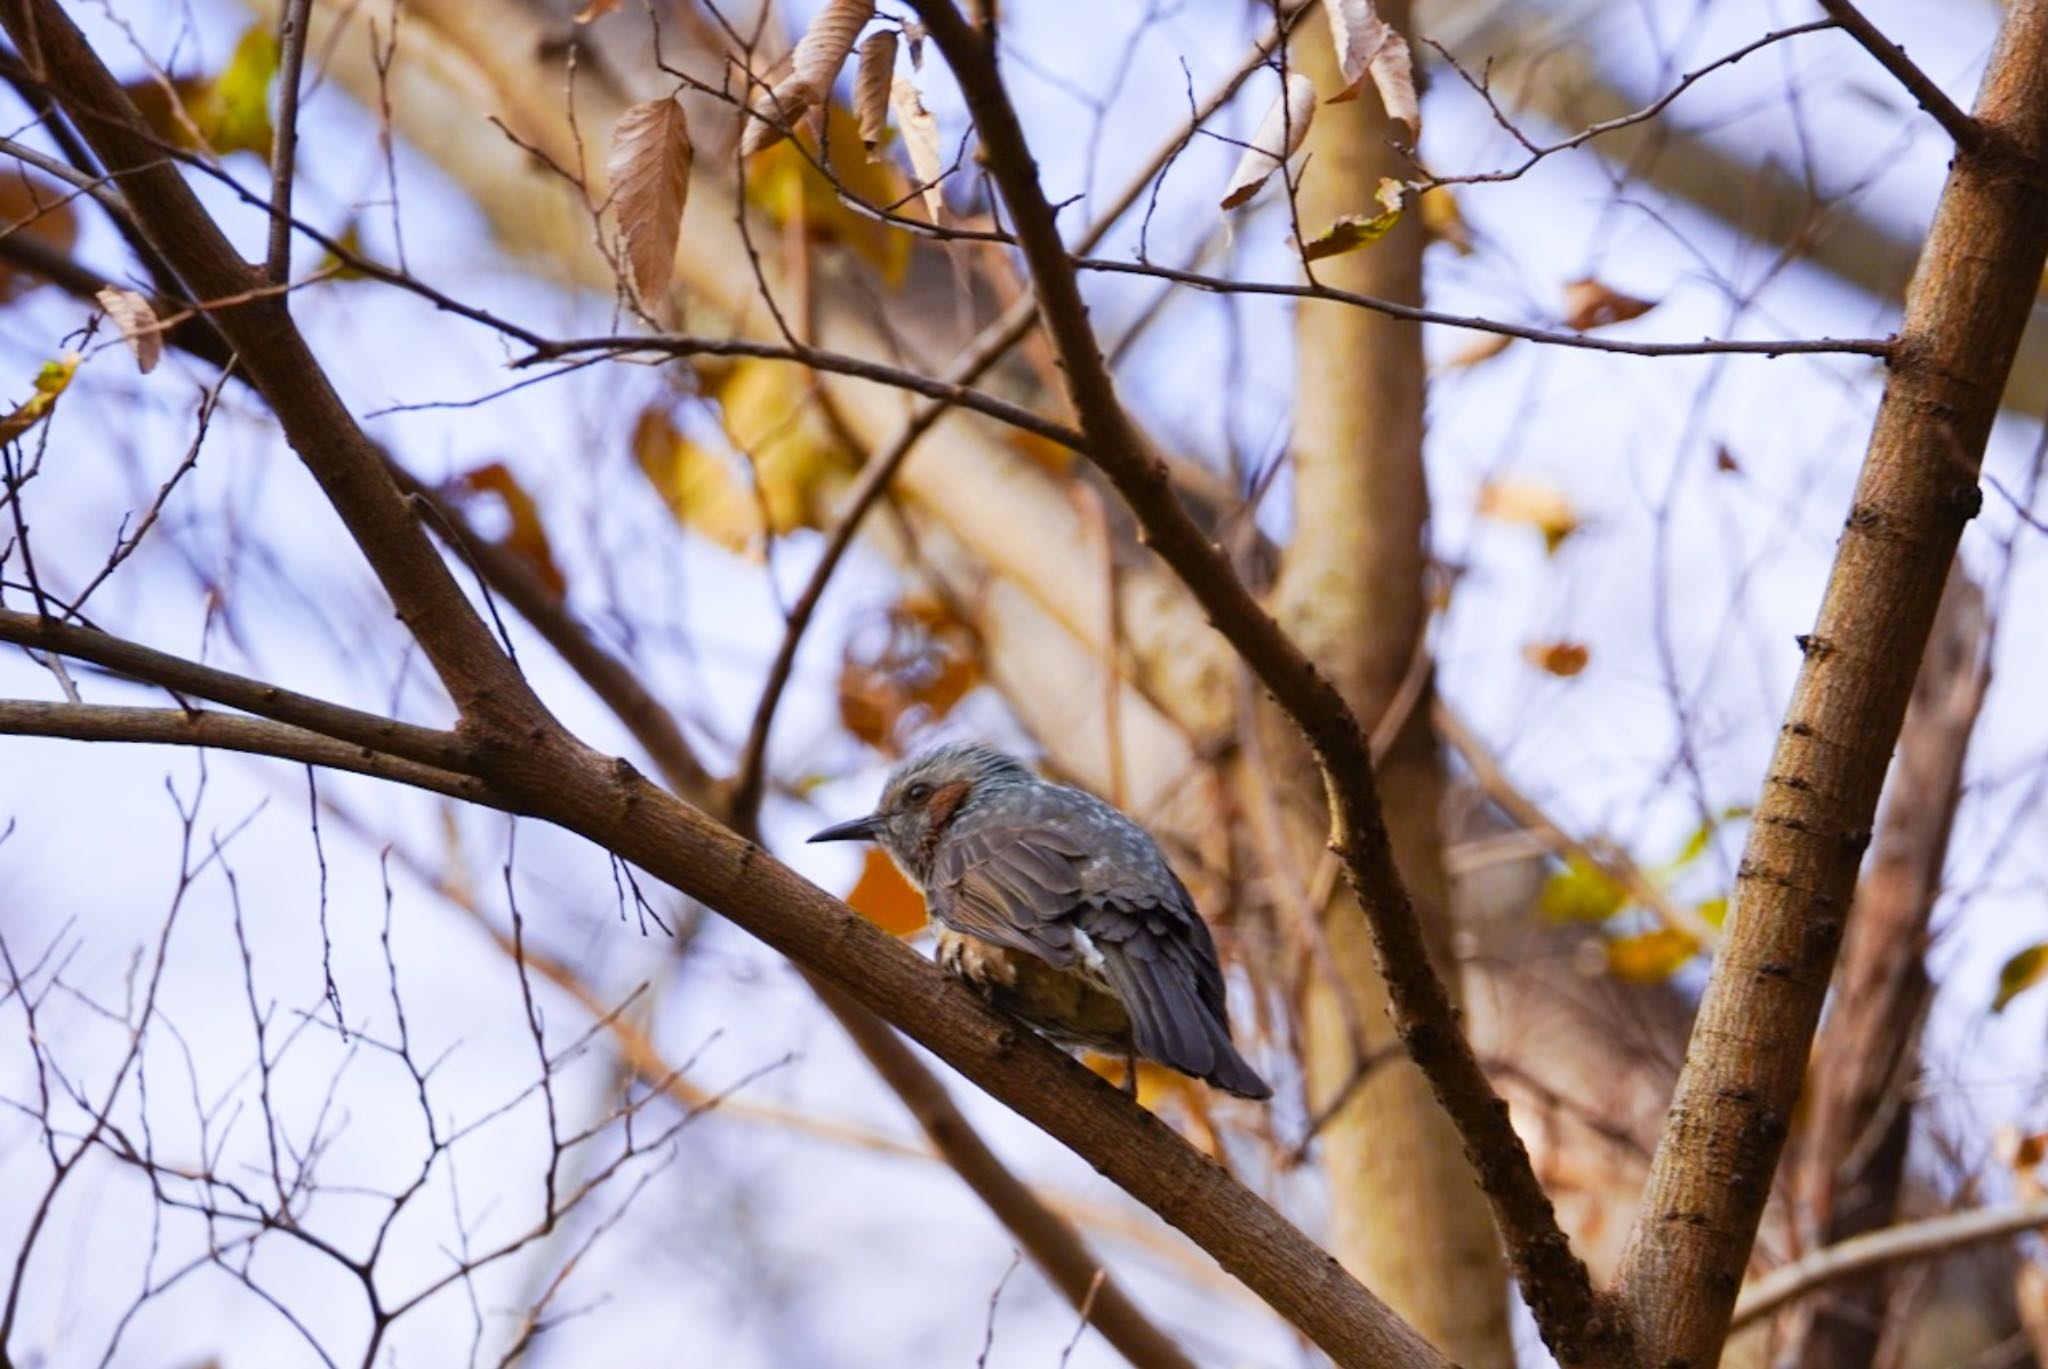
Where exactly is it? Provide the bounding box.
[902,2,1618,1361]
[0,609,472,775]
[267,0,314,284]
[1075,257,1895,359]
[1731,1196,2048,1329]
[0,701,493,804]
[1816,0,1982,151]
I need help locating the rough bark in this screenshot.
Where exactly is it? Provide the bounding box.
[1273,9,1511,1364]
[1790,568,1988,1367]
[1613,5,2048,1362]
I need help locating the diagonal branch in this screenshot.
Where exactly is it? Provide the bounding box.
[1815,0,1982,151]
[901,2,1618,1362]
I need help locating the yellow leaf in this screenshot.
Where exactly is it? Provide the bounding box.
[195,24,280,158]
[1607,928,1700,982]
[1419,186,1472,255]
[846,849,926,935]
[1521,640,1589,677]
[0,353,78,444]
[1299,178,1404,262]
[1539,854,1626,924]
[713,358,858,533]
[1477,478,1579,553]
[1561,277,1657,332]
[747,102,912,285]
[1994,943,2048,1013]
[630,404,762,554]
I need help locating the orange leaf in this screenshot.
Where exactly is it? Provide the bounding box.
[838,595,981,748]
[1522,640,1589,677]
[847,849,926,935]
[451,462,567,598]
[1561,277,1657,332]
[0,171,79,302]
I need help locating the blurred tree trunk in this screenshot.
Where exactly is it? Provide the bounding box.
[1260,9,1513,1363]
[1789,567,1989,1369]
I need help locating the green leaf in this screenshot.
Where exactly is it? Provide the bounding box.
[1993,943,2048,1013]
[1540,854,1628,924]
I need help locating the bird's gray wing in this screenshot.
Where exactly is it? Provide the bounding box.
[927,822,1091,968]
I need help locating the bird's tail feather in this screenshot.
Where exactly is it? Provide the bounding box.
[1105,950,1271,1100]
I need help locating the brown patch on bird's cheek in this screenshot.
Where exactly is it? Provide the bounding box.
[925,780,972,828]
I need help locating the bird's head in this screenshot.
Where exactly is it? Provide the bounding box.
[808,742,1032,883]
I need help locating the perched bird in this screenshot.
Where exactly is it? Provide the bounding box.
[810,742,1271,1099]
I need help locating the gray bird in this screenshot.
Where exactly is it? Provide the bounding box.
[809,742,1271,1099]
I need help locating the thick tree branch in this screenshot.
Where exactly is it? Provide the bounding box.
[1815,0,1982,151]
[1613,3,2048,1361]
[903,3,1616,1362]
[1731,1196,2048,1330]
[0,701,491,803]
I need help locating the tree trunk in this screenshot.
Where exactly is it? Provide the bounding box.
[1791,568,1988,1369]
[1270,9,1513,1363]
[1614,4,2048,1361]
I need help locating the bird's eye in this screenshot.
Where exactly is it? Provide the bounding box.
[904,781,933,804]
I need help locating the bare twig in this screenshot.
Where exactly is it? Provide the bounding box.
[267,0,315,283]
[1815,0,1982,150]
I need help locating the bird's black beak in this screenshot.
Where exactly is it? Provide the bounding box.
[807,813,885,844]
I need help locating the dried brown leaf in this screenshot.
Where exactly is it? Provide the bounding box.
[889,76,945,221]
[1325,0,1419,136]
[791,0,874,99]
[95,286,162,375]
[607,95,693,305]
[1561,277,1657,332]
[902,20,927,69]
[1220,73,1316,211]
[854,30,898,161]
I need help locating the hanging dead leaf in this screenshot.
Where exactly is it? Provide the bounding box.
[1522,640,1589,677]
[902,19,927,69]
[95,287,162,374]
[573,0,622,21]
[607,95,693,306]
[1714,445,1741,474]
[1419,185,1472,255]
[449,462,566,598]
[1221,73,1316,211]
[889,77,945,221]
[747,102,914,283]
[1477,478,1579,553]
[838,595,981,748]
[1443,331,1514,368]
[846,848,927,935]
[0,172,79,301]
[1606,928,1699,983]
[0,353,78,445]
[1561,277,1657,331]
[1298,176,1404,261]
[1325,0,1419,136]
[742,0,874,156]
[854,31,898,161]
